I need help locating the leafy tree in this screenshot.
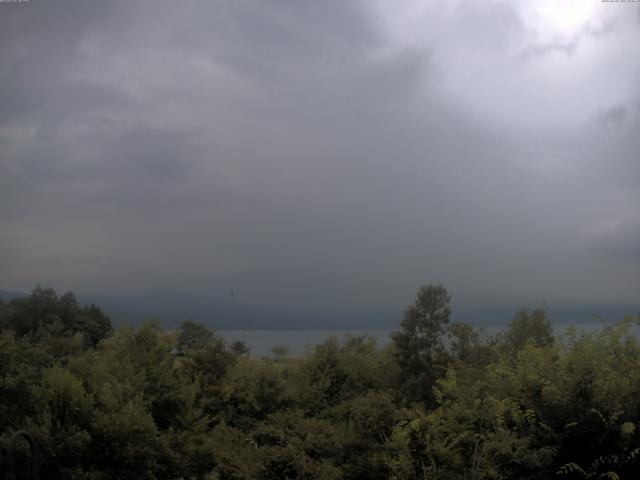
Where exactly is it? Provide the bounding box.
[26,366,94,477]
[504,308,554,353]
[391,284,452,406]
[252,410,342,480]
[271,345,289,361]
[4,286,60,339]
[0,287,111,347]
[230,340,250,357]
[76,304,112,347]
[177,319,215,352]
[329,392,399,479]
[2,284,639,480]
[448,321,496,366]
[175,320,238,419]
[300,335,395,411]
[222,358,294,425]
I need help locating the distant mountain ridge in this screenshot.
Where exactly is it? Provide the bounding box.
[1,289,637,330]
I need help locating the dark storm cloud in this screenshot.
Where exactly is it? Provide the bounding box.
[0,1,113,117]
[209,0,381,69]
[1,0,639,314]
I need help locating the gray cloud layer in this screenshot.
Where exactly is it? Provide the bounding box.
[1,0,639,315]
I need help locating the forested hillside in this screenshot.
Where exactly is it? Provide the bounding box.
[1,286,639,479]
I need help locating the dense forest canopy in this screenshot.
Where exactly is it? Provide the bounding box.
[1,286,639,479]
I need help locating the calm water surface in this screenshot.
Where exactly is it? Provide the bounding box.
[219,322,616,357]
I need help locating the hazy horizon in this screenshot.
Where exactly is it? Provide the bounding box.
[2,1,639,321]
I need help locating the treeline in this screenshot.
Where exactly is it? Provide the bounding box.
[1,285,639,479]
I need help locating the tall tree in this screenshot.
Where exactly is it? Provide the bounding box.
[505,308,553,353]
[391,284,451,406]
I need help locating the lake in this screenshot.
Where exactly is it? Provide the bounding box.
[219,321,619,357]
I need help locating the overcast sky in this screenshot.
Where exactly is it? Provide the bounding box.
[1,0,639,314]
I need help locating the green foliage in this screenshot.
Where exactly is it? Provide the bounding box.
[1,285,639,480]
[391,284,452,406]
[252,410,342,480]
[300,335,396,411]
[222,358,294,425]
[0,286,112,347]
[504,307,554,353]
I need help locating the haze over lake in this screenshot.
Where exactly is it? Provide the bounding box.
[220,321,630,357]
[1,0,638,321]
